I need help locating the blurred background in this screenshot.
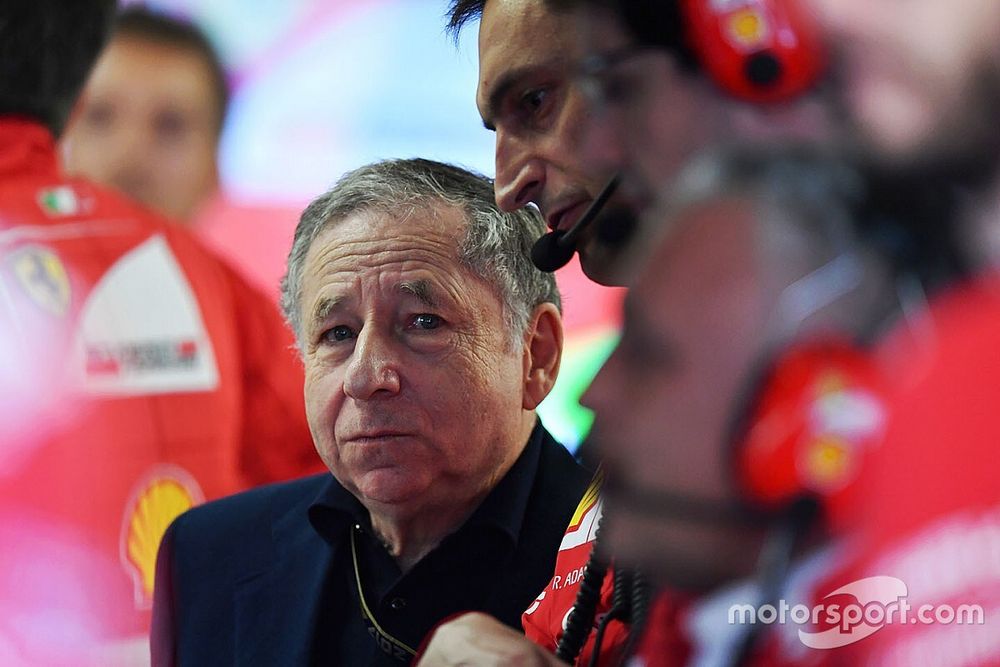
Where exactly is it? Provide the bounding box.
[111,0,624,452]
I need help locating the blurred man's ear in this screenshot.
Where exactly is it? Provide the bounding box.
[521,302,563,410]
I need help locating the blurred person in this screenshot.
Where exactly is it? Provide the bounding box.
[150,158,591,666]
[62,6,312,302]
[792,0,1000,663]
[0,1,319,663]
[420,147,900,666]
[62,6,225,224]
[581,148,895,666]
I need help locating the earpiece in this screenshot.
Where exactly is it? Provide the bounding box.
[680,0,825,103]
[733,339,885,529]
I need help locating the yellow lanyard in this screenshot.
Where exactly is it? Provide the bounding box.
[350,526,418,661]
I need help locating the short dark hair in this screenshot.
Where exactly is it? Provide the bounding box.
[113,6,230,134]
[446,0,698,72]
[445,0,487,37]
[0,0,118,136]
[553,0,698,71]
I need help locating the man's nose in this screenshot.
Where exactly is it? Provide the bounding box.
[105,125,154,194]
[343,328,402,400]
[493,130,545,212]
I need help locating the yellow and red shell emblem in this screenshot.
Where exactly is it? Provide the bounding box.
[120,467,204,608]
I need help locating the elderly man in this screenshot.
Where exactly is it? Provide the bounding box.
[151,157,590,665]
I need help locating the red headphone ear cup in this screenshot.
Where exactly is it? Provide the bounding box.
[735,340,885,529]
[680,0,826,103]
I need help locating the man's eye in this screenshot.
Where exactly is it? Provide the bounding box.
[410,314,442,331]
[521,88,549,113]
[154,110,189,142]
[323,325,355,343]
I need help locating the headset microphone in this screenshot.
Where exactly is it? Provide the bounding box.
[530,174,621,272]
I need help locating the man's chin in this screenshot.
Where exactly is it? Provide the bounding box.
[578,251,623,286]
[577,203,644,286]
[352,469,426,508]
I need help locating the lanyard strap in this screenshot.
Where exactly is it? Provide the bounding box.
[350,526,418,661]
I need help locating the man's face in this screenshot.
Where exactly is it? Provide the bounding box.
[574,7,718,214]
[299,203,532,518]
[575,6,837,215]
[807,0,1000,164]
[476,0,625,283]
[62,35,220,222]
[582,200,774,590]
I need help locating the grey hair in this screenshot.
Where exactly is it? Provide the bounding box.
[280,158,560,350]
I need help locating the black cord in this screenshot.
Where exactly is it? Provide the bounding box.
[617,571,651,665]
[587,569,632,667]
[728,497,820,667]
[555,524,610,663]
[587,606,622,667]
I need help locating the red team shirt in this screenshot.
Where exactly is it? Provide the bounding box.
[522,475,632,667]
[820,275,1000,667]
[0,117,321,665]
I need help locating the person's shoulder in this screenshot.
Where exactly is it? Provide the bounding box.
[527,428,592,528]
[170,473,329,547]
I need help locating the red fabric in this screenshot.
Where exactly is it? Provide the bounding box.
[0,117,322,664]
[628,592,691,667]
[522,474,631,666]
[813,275,1000,667]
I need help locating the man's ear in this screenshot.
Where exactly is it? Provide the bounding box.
[522,302,563,410]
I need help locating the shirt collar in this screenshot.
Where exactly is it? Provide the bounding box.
[307,420,546,549]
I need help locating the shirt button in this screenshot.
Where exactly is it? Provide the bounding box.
[389,597,407,611]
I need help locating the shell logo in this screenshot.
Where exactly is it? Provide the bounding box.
[120,467,204,608]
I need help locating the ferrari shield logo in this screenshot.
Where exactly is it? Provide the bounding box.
[8,245,71,316]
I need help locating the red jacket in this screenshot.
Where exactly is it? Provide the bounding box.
[0,117,321,664]
[817,275,1000,667]
[522,473,633,666]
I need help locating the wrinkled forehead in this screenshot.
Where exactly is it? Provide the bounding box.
[305,202,468,273]
[300,204,484,317]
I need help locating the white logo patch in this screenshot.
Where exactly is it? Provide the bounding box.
[71,235,218,395]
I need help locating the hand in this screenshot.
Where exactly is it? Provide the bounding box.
[416,612,568,667]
